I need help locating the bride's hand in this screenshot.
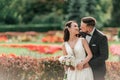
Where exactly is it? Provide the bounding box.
[64,65,75,71]
[76,62,84,70]
[64,66,68,71]
[69,66,75,70]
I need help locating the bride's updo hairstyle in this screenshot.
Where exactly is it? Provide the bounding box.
[63,21,76,42]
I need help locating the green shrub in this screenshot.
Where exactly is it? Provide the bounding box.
[118,31,120,39]
[0,55,64,80]
[0,24,62,32]
[0,55,119,80]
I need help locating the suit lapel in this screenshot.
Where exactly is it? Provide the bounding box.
[89,29,97,45]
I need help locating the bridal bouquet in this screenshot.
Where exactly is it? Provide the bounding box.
[59,55,75,80]
[59,55,75,67]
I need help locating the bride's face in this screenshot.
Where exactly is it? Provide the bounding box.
[68,22,79,35]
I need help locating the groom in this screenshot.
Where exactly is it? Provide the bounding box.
[80,17,108,80]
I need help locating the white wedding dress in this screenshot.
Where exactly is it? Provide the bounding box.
[64,38,94,80]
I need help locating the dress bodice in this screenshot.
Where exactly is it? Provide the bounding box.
[64,38,86,61]
[64,38,94,80]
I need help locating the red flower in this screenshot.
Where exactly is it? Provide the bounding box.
[0,36,8,42]
[8,53,17,58]
[41,35,63,43]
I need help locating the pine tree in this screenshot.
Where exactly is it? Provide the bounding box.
[110,0,120,27]
[86,0,111,28]
[86,0,103,27]
[86,0,97,16]
[67,0,87,25]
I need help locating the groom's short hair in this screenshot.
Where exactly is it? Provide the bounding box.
[81,17,96,27]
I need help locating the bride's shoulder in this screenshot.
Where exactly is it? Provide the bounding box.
[78,37,87,43]
[78,37,85,40]
[63,41,68,45]
[62,42,68,46]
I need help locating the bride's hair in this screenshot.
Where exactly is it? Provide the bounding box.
[63,20,76,42]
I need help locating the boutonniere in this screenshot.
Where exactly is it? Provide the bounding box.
[91,44,96,46]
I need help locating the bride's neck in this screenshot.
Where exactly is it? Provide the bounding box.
[69,35,77,41]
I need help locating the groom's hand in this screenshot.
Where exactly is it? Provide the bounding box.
[83,63,90,69]
[76,62,84,70]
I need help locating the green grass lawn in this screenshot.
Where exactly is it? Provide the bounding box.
[0,41,120,61]
[109,41,120,45]
[0,46,43,58]
[0,44,62,59]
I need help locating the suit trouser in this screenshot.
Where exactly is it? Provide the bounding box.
[94,75,105,80]
[93,70,106,80]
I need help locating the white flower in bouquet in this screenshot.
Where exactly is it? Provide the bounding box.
[59,55,75,67]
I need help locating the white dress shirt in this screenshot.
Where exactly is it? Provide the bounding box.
[86,28,95,43]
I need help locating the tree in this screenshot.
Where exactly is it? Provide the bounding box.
[66,0,87,25]
[0,0,14,24]
[86,0,97,16]
[86,0,111,28]
[110,0,120,27]
[0,0,30,24]
[30,0,64,24]
[0,0,64,24]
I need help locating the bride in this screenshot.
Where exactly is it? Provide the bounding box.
[61,20,94,80]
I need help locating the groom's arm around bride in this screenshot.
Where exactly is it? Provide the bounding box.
[80,17,109,80]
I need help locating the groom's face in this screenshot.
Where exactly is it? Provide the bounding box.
[80,21,89,33]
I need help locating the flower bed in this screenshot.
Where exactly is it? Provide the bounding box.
[0,31,64,43]
[0,54,64,80]
[41,31,63,43]
[0,35,8,42]
[41,35,63,43]
[0,44,62,54]
[0,54,120,80]
[109,45,120,56]
[105,62,120,80]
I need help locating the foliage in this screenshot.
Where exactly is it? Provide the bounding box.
[0,0,64,24]
[63,0,112,28]
[67,0,87,25]
[118,31,120,39]
[29,0,64,24]
[109,0,120,27]
[86,0,112,27]
[105,62,120,80]
[0,54,44,80]
[0,0,28,24]
[0,24,61,32]
[1,0,119,29]
[40,57,64,80]
[0,54,120,80]
[86,0,97,16]
[0,55,64,80]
